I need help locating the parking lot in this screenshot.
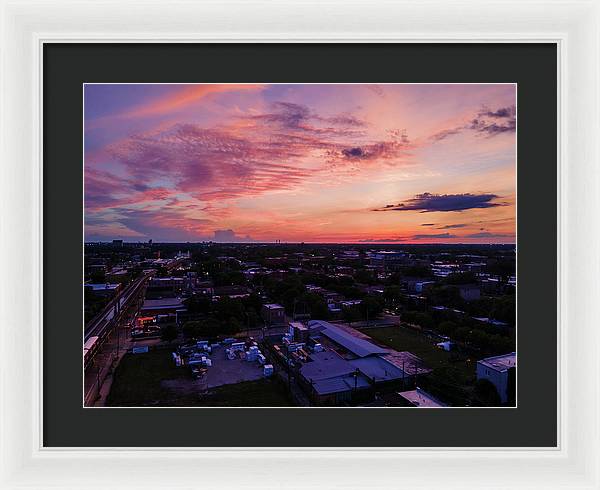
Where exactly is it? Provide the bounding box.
[206,345,265,388]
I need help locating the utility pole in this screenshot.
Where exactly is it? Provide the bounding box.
[402,360,405,389]
[286,344,291,394]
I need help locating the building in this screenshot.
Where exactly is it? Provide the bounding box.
[140,297,186,321]
[194,280,214,296]
[398,387,447,407]
[84,283,121,297]
[299,350,371,405]
[289,321,309,342]
[369,251,408,271]
[212,285,251,299]
[105,268,130,283]
[148,277,184,297]
[403,277,433,293]
[414,281,436,293]
[456,284,481,301]
[261,303,286,325]
[476,352,516,403]
[296,320,431,405]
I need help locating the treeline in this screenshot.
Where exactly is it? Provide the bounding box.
[181,293,263,339]
[401,309,514,355]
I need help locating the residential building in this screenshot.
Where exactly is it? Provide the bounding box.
[476,352,516,403]
[398,387,447,407]
[456,284,481,301]
[261,303,286,325]
[369,251,408,271]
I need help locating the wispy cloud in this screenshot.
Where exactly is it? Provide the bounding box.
[429,105,516,142]
[412,232,456,240]
[463,231,514,239]
[119,84,264,120]
[85,84,516,242]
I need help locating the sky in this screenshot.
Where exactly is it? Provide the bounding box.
[84,83,516,244]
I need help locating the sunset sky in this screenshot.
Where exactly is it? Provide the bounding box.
[84,83,516,244]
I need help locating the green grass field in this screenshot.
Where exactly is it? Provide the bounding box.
[363,326,477,406]
[107,349,291,407]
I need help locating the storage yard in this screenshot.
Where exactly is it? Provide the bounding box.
[107,348,287,407]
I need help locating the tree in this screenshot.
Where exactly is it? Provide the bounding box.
[444,272,477,285]
[160,323,178,343]
[453,326,471,341]
[353,269,377,285]
[182,321,202,339]
[506,367,516,406]
[214,297,245,323]
[383,285,403,306]
[359,296,384,321]
[297,292,329,320]
[437,320,458,335]
[342,305,361,325]
[402,310,434,330]
[184,294,212,315]
[201,318,225,338]
[474,378,501,406]
[402,266,433,278]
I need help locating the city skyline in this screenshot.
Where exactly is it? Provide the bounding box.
[85,83,516,244]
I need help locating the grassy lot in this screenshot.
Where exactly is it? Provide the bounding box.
[194,378,292,407]
[107,349,291,407]
[363,326,477,406]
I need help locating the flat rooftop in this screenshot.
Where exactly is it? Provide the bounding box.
[398,388,447,407]
[85,283,120,291]
[308,320,388,358]
[141,298,185,309]
[263,303,284,309]
[478,352,516,371]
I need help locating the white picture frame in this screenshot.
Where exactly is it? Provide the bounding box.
[1,0,598,488]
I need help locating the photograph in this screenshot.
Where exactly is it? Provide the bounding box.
[84,83,517,408]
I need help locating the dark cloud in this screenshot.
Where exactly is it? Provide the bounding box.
[342,147,366,158]
[421,223,435,226]
[249,102,366,134]
[468,117,516,135]
[412,232,456,240]
[374,192,503,213]
[479,106,515,119]
[335,139,411,162]
[429,105,516,142]
[464,231,514,239]
[250,102,311,129]
[437,223,467,229]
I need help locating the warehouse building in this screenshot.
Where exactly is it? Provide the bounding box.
[295,320,431,405]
